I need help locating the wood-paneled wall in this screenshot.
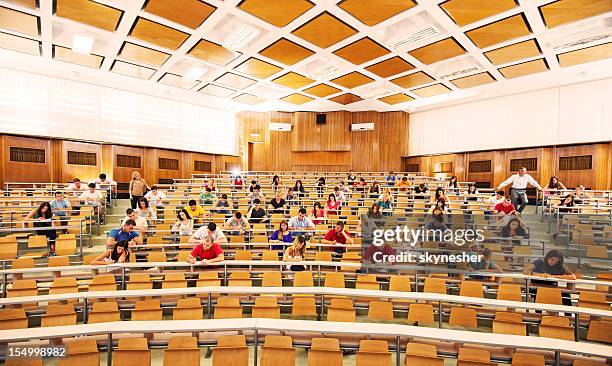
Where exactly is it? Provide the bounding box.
[407,142,612,190]
[238,110,409,172]
[0,134,240,187]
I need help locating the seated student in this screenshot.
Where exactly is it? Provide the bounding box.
[247,185,266,203]
[91,239,130,265]
[248,180,258,193]
[347,170,357,185]
[285,187,297,202]
[122,208,148,239]
[247,199,267,223]
[543,176,567,195]
[355,178,367,197]
[200,187,217,205]
[184,199,205,222]
[433,187,450,203]
[395,176,410,192]
[288,208,315,236]
[205,179,217,192]
[50,191,71,232]
[385,171,397,186]
[66,178,86,196]
[377,193,393,215]
[292,180,306,197]
[494,197,517,216]
[428,198,449,215]
[338,181,351,194]
[573,185,591,204]
[501,217,528,238]
[487,190,505,211]
[413,183,428,199]
[523,249,576,306]
[25,202,56,255]
[186,236,224,265]
[272,175,284,191]
[94,173,117,204]
[424,210,450,240]
[270,220,293,250]
[107,219,141,248]
[171,209,193,237]
[213,193,232,215]
[363,241,395,265]
[316,177,326,197]
[333,186,346,205]
[144,185,166,207]
[268,192,287,214]
[321,221,353,253]
[189,222,227,244]
[223,211,250,236]
[283,235,307,271]
[465,248,502,278]
[465,184,480,201]
[309,202,326,225]
[232,174,245,190]
[368,181,381,198]
[79,182,105,222]
[447,176,461,194]
[325,193,340,215]
[136,197,157,220]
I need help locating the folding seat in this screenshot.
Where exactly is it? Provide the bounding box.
[512,352,545,366]
[457,347,495,366]
[214,297,243,319]
[48,256,70,267]
[459,281,483,298]
[587,320,612,343]
[586,245,608,259]
[234,250,252,261]
[492,311,526,336]
[197,271,221,286]
[173,297,203,320]
[407,303,434,325]
[449,306,478,328]
[12,257,35,269]
[367,301,394,321]
[82,254,98,265]
[260,335,295,366]
[315,251,333,262]
[88,274,117,292]
[538,315,574,341]
[58,338,99,366]
[324,272,345,288]
[261,271,283,295]
[291,297,317,317]
[55,236,77,256]
[0,308,27,329]
[0,236,18,260]
[147,251,167,262]
[261,250,279,261]
[163,336,200,366]
[497,283,522,302]
[131,299,162,321]
[212,335,249,366]
[42,304,76,327]
[23,235,48,257]
[327,298,355,322]
[573,359,607,366]
[307,338,343,366]
[49,277,79,305]
[127,273,153,290]
[162,273,187,289]
[355,339,391,366]
[404,342,444,366]
[356,274,379,290]
[146,236,164,245]
[88,301,120,323]
[8,279,38,298]
[113,338,151,366]
[340,251,360,271]
[177,251,191,262]
[252,296,280,319]
[228,271,252,287]
[578,291,608,310]
[535,287,563,305]
[423,277,446,294]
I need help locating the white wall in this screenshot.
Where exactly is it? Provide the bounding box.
[408,78,612,156]
[0,67,237,155]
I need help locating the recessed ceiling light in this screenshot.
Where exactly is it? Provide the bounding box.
[223,24,260,51]
[185,67,207,80]
[72,35,94,54]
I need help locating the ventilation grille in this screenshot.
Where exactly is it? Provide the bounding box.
[510,158,537,171]
[67,151,96,166]
[158,178,174,185]
[159,158,179,170]
[194,160,212,172]
[406,164,420,172]
[559,155,592,170]
[10,147,45,163]
[225,163,239,171]
[389,25,440,51]
[439,66,480,80]
[433,162,453,173]
[117,154,141,168]
[474,182,491,189]
[554,34,612,51]
[311,65,341,79]
[469,160,492,173]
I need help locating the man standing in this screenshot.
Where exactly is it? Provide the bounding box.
[497,167,542,213]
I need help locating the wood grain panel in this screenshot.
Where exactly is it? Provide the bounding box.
[53,45,103,68]
[6,1,37,9]
[303,83,341,97]
[557,42,612,67]
[338,0,416,26]
[112,145,145,183]
[55,0,122,32]
[259,38,314,66]
[146,148,184,184]
[188,39,238,66]
[333,37,390,65]
[59,140,101,183]
[440,0,517,26]
[2,135,52,183]
[280,93,314,105]
[144,0,216,29]
[111,60,156,80]
[119,42,170,67]
[365,56,414,78]
[539,0,612,28]
[465,150,496,186]
[450,72,495,89]
[351,111,380,171]
[484,39,541,65]
[411,83,451,98]
[329,93,363,105]
[554,144,603,190]
[408,38,465,65]
[130,17,190,50]
[0,32,40,55]
[238,0,314,27]
[498,58,548,79]
[186,152,217,175]
[465,14,531,49]
[215,72,257,89]
[390,71,434,89]
[292,11,357,48]
[378,93,414,105]
[330,71,374,89]
[234,58,282,79]
[0,5,39,36]
[271,72,314,89]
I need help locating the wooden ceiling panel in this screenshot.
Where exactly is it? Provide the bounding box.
[540,0,612,28]
[329,93,363,105]
[130,17,190,50]
[450,72,496,89]
[143,0,216,29]
[158,73,199,89]
[215,72,258,89]
[440,0,517,26]
[0,6,38,36]
[233,93,265,104]
[378,93,414,105]
[238,0,314,27]
[188,39,239,66]
[365,56,415,78]
[557,42,612,67]
[292,12,357,49]
[271,72,315,89]
[408,37,465,65]
[303,83,342,97]
[119,42,170,67]
[111,60,156,80]
[259,38,314,65]
[281,93,314,104]
[330,71,374,89]
[498,58,549,79]
[338,0,417,26]
[199,84,237,98]
[333,37,390,65]
[484,39,541,65]
[234,58,282,79]
[53,45,103,68]
[0,31,39,55]
[411,83,452,98]
[465,14,531,49]
[390,71,435,89]
[55,0,122,32]
[6,1,38,9]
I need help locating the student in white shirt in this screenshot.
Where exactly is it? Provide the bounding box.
[94,173,117,205]
[66,178,86,196]
[188,222,227,244]
[135,197,157,220]
[171,209,193,237]
[487,191,506,210]
[79,183,105,222]
[223,211,250,235]
[144,185,166,207]
[122,208,147,239]
[497,167,543,213]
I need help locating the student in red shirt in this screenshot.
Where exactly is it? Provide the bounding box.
[321,221,354,253]
[494,197,517,215]
[186,236,224,265]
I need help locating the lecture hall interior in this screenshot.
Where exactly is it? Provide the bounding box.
[0,0,611,365]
